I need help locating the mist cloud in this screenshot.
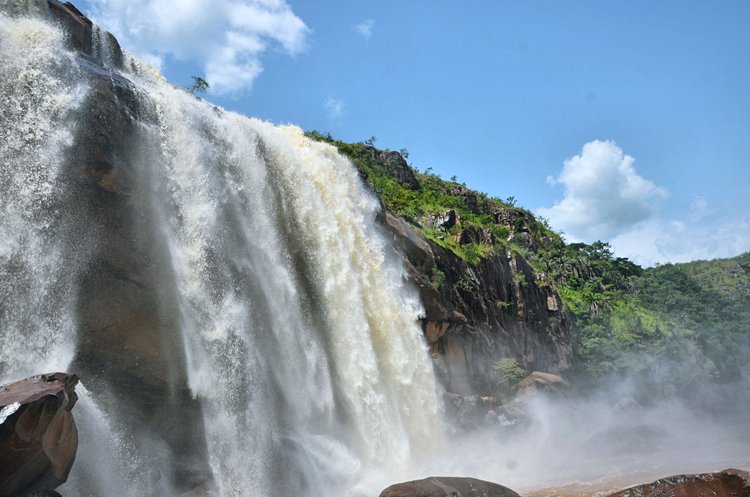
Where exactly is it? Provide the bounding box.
[86,0,310,94]
[538,140,668,242]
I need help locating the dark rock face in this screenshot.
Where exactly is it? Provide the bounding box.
[384,211,573,396]
[608,469,750,497]
[379,476,521,497]
[0,373,78,497]
[22,491,63,497]
[66,60,210,495]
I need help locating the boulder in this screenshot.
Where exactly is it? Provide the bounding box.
[515,371,569,398]
[379,476,521,497]
[608,469,750,497]
[458,227,495,246]
[0,373,79,497]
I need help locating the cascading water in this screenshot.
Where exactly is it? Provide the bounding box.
[141,53,444,497]
[0,8,86,380]
[0,6,444,497]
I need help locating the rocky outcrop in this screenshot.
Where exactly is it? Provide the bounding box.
[608,469,750,497]
[360,147,420,190]
[383,211,573,396]
[379,477,521,497]
[0,373,78,497]
[515,371,569,398]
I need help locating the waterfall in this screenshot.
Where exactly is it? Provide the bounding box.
[0,7,444,497]
[0,10,87,380]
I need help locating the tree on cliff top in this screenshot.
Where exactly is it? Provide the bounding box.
[189,76,210,95]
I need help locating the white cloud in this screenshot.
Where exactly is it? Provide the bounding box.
[354,19,375,39]
[323,97,344,120]
[86,0,310,94]
[610,215,750,266]
[537,140,668,242]
[687,195,709,222]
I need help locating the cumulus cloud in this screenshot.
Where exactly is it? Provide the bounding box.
[610,215,750,266]
[85,0,310,93]
[537,140,668,242]
[323,97,344,120]
[354,19,375,39]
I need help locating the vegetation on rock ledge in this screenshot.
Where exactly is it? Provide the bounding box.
[306,130,750,395]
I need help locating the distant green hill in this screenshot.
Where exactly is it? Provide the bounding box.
[307,131,750,395]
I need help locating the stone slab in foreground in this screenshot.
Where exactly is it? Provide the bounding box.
[608,468,750,497]
[0,373,79,497]
[379,476,522,497]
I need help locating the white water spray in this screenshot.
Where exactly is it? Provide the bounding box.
[0,8,444,497]
[0,12,87,380]
[130,70,445,496]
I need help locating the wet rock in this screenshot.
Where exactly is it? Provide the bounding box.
[515,371,569,398]
[380,476,521,497]
[23,491,63,497]
[443,393,500,430]
[48,0,93,55]
[607,468,750,497]
[180,482,211,497]
[0,373,78,497]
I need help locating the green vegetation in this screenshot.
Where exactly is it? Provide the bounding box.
[305,130,750,392]
[188,76,210,95]
[493,358,527,397]
[304,130,561,266]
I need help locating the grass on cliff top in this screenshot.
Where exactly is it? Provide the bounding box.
[304,130,562,267]
[305,130,750,391]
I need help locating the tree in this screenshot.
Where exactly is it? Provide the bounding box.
[189,76,210,95]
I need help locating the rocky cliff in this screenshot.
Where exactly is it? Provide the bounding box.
[384,210,572,395]
[314,139,574,397]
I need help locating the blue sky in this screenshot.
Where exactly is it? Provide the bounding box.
[78,0,750,265]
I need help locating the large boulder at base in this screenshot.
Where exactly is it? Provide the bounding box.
[379,477,521,497]
[0,373,79,497]
[608,469,750,497]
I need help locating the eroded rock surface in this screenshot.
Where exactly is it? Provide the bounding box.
[608,469,750,497]
[383,210,573,396]
[0,373,78,497]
